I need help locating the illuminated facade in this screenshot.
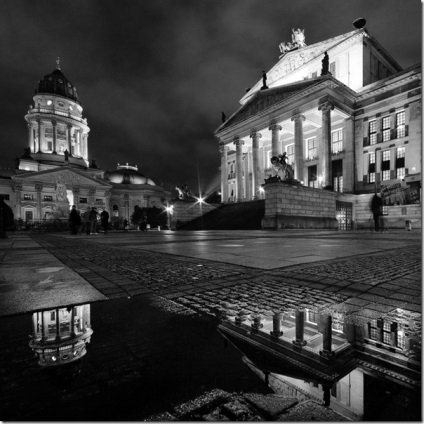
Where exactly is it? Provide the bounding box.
[215,25,421,229]
[29,304,93,367]
[0,61,172,225]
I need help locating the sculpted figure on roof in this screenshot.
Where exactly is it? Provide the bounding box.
[292,28,306,48]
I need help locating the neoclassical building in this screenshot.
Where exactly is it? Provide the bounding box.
[0,60,172,225]
[215,23,421,228]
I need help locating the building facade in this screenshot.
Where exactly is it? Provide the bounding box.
[215,25,421,229]
[0,61,172,227]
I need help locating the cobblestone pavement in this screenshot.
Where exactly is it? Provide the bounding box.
[33,232,421,326]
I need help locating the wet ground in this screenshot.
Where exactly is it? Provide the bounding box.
[0,229,421,421]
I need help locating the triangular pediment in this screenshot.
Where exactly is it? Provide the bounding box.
[217,78,326,132]
[241,29,364,104]
[12,166,112,188]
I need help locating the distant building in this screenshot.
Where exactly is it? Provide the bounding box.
[0,61,172,226]
[215,24,421,229]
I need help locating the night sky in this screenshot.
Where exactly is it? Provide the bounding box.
[0,0,421,196]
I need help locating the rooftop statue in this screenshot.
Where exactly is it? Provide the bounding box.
[175,183,193,200]
[321,52,329,76]
[292,28,306,48]
[278,28,306,55]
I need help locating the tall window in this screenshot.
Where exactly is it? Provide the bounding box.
[369,319,378,340]
[332,160,343,192]
[286,144,294,165]
[382,116,391,142]
[308,165,318,188]
[369,120,377,145]
[113,204,119,217]
[307,137,317,159]
[396,146,405,179]
[307,310,317,323]
[368,152,376,183]
[332,129,343,153]
[383,322,391,345]
[396,111,406,138]
[382,150,391,180]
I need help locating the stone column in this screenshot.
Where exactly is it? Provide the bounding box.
[318,101,334,189]
[219,143,229,203]
[250,131,262,200]
[269,124,282,157]
[234,138,245,202]
[52,120,57,154]
[243,153,251,200]
[291,114,305,181]
[55,308,61,342]
[28,122,34,152]
[319,314,335,359]
[36,119,42,153]
[76,129,81,157]
[67,125,73,156]
[35,183,43,220]
[14,182,22,219]
[292,309,307,347]
[124,193,130,220]
[72,187,80,207]
[270,312,283,338]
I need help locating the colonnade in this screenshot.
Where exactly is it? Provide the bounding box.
[219,101,335,202]
[27,119,88,160]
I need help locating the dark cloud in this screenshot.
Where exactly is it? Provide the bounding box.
[0,0,421,194]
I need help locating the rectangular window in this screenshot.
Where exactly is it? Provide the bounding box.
[396,111,406,138]
[396,146,405,179]
[383,322,391,345]
[307,137,317,159]
[382,116,391,142]
[79,197,87,203]
[307,310,317,323]
[47,141,53,151]
[95,198,103,205]
[286,144,294,165]
[369,121,377,145]
[381,150,391,180]
[332,129,343,153]
[397,332,405,349]
[44,128,53,139]
[51,311,56,321]
[332,159,343,193]
[44,195,53,201]
[23,194,33,200]
[368,152,376,183]
[308,165,318,188]
[369,319,378,340]
[25,210,33,221]
[57,128,66,140]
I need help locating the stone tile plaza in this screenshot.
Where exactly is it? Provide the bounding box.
[0,11,422,423]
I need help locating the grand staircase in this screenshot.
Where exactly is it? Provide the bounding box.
[178,200,265,230]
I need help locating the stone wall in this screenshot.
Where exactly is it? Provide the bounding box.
[354,193,421,229]
[261,181,338,229]
[170,200,218,230]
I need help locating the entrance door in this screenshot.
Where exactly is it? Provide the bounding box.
[336,200,352,230]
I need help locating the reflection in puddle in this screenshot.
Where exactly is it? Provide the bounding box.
[218,306,421,421]
[29,304,93,367]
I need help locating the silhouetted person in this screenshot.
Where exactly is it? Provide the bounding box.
[68,205,81,235]
[321,52,329,76]
[371,193,383,232]
[64,149,69,161]
[100,210,109,234]
[89,207,98,234]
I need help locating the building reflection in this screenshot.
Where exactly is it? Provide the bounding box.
[29,304,93,367]
[218,305,421,420]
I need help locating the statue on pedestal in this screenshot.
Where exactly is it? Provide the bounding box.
[175,183,193,200]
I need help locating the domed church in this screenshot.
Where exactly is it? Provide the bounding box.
[0,59,172,226]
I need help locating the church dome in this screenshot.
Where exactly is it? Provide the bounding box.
[36,65,80,104]
[107,164,155,185]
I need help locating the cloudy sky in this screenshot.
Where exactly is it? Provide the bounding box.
[0,0,421,196]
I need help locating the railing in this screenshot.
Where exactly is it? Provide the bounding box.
[29,108,88,125]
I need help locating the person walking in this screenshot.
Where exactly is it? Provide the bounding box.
[89,207,98,234]
[100,209,110,235]
[371,193,383,232]
[68,205,81,235]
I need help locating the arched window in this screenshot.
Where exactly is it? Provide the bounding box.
[112,204,119,217]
